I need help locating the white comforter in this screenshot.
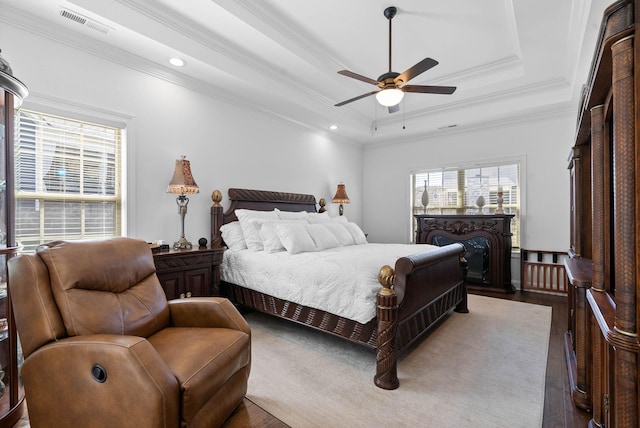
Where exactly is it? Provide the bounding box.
[221,243,438,324]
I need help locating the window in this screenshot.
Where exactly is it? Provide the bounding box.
[15,110,123,253]
[411,162,520,248]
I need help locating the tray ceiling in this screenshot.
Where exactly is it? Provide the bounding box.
[0,0,613,145]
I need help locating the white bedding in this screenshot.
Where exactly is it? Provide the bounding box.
[222,243,439,324]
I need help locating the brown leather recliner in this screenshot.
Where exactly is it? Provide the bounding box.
[8,237,251,428]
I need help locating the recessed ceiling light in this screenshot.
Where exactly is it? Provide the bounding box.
[329,125,338,131]
[169,57,185,67]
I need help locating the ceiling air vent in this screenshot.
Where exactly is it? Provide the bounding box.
[59,8,112,34]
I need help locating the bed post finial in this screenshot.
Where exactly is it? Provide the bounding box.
[211,189,222,207]
[318,197,326,213]
[377,265,395,295]
[375,264,399,389]
[211,189,223,247]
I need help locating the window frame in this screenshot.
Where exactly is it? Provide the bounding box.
[14,101,130,253]
[409,155,525,249]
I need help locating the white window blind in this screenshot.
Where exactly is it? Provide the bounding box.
[412,162,520,248]
[15,110,122,253]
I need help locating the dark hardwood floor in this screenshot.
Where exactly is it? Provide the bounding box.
[11,289,589,428]
[221,289,591,428]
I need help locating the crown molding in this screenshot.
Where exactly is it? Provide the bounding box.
[373,76,570,130]
[365,103,577,149]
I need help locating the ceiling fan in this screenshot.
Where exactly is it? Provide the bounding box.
[335,6,456,113]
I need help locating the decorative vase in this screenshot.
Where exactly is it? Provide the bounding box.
[476,195,485,213]
[421,180,429,213]
[496,188,504,214]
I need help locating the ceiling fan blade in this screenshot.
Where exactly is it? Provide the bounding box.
[402,85,457,95]
[388,104,400,114]
[395,58,439,85]
[335,91,378,107]
[337,70,380,86]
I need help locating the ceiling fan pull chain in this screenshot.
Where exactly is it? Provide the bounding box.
[374,98,378,132]
[402,99,406,130]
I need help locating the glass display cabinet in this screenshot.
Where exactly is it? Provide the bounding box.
[0,49,28,427]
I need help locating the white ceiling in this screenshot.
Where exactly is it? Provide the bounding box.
[1,0,612,145]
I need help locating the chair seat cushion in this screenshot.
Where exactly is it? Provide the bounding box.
[148,327,250,423]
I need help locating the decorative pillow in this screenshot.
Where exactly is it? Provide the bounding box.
[306,212,332,223]
[220,222,247,251]
[235,209,278,251]
[275,209,309,222]
[259,221,286,253]
[343,222,368,244]
[305,223,340,251]
[275,222,317,254]
[322,223,355,246]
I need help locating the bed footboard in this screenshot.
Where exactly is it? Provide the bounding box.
[374,243,467,390]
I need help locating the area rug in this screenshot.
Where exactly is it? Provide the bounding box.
[244,294,551,428]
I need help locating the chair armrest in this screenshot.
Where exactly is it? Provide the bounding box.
[22,334,180,427]
[168,297,250,334]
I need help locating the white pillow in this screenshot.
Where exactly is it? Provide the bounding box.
[305,223,340,250]
[220,222,247,251]
[275,209,308,222]
[308,212,348,224]
[322,223,355,246]
[307,212,332,223]
[275,223,317,254]
[343,222,368,244]
[259,221,286,253]
[235,209,278,251]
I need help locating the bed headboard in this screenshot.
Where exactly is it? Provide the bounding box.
[210,188,320,247]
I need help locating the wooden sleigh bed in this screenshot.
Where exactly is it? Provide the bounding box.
[210,188,468,389]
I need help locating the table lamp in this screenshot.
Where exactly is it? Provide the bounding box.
[332,183,350,216]
[167,156,199,249]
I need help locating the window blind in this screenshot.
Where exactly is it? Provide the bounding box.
[15,110,122,252]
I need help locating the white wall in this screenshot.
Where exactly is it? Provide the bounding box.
[362,112,576,254]
[2,23,577,258]
[1,24,363,246]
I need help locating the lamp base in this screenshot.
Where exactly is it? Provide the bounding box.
[173,236,193,250]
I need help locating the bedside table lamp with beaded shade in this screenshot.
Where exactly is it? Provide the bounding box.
[167,156,199,249]
[332,183,350,216]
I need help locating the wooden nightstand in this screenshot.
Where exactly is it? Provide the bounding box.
[153,247,224,299]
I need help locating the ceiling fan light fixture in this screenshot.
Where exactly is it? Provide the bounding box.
[376,88,404,107]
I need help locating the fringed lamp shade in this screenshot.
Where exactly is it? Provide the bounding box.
[167,157,199,195]
[332,183,350,216]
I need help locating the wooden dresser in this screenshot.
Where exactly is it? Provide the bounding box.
[415,214,514,293]
[565,1,640,426]
[153,247,224,299]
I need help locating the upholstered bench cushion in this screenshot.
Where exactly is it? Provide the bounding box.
[148,327,251,423]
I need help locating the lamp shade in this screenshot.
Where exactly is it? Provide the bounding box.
[376,88,404,107]
[332,183,350,204]
[167,156,199,195]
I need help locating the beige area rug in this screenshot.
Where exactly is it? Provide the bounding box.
[245,294,551,428]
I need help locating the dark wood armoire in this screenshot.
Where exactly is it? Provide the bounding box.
[565,1,640,426]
